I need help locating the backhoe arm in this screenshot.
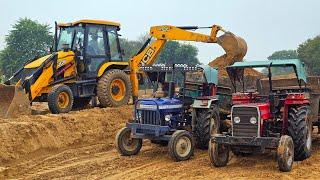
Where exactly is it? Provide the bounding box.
[129,25,225,101]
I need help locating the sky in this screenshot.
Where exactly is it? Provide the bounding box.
[1,0,320,64]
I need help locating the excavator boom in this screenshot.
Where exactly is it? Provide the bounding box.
[130,24,247,100]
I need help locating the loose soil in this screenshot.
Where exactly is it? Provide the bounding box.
[1,103,320,179]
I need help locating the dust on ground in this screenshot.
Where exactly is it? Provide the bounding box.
[0,103,320,179]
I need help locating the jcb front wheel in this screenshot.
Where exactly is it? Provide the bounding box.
[48,85,74,114]
[97,69,132,107]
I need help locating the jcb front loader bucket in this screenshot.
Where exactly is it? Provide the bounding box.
[0,84,30,118]
[209,32,248,67]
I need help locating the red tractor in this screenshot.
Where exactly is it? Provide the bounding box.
[209,59,320,172]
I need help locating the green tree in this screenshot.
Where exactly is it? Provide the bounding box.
[120,38,143,60]
[157,41,199,65]
[297,36,320,75]
[0,18,53,77]
[268,50,298,60]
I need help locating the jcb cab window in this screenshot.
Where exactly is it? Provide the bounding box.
[107,29,122,61]
[87,27,106,56]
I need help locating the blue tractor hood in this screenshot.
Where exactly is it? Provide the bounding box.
[136,98,183,113]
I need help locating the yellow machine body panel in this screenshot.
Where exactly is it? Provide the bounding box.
[97,61,129,77]
[24,54,52,68]
[58,19,120,27]
[22,51,76,100]
[24,51,75,69]
[150,25,221,43]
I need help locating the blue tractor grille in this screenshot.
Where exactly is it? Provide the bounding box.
[137,110,163,126]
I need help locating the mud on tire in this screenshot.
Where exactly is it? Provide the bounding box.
[193,105,220,149]
[97,69,132,107]
[288,105,312,161]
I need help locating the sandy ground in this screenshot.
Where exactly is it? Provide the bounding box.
[1,103,320,179]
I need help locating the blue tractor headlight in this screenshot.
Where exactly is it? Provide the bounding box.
[165,114,172,122]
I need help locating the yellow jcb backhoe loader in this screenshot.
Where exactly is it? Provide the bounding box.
[1,20,130,118]
[0,19,246,118]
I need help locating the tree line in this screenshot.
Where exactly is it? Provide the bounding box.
[267,37,320,76]
[0,18,319,82]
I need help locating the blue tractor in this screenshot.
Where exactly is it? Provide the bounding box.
[115,64,228,161]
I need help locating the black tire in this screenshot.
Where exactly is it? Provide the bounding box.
[48,85,73,114]
[277,135,294,172]
[72,97,91,110]
[193,105,220,149]
[115,127,142,156]
[151,140,168,146]
[168,130,194,161]
[288,105,312,161]
[97,69,132,107]
[208,139,229,167]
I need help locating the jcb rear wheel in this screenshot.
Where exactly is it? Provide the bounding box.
[97,69,132,107]
[48,85,73,114]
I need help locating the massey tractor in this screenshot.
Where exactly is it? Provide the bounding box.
[115,64,229,161]
[209,59,320,172]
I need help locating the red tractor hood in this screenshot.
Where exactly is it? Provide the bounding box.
[244,103,271,120]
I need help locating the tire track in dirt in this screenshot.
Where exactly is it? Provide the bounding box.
[3,134,320,179]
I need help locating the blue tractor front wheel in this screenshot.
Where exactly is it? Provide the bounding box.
[115,127,143,156]
[168,130,194,161]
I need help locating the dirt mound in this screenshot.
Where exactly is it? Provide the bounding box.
[209,57,262,78]
[1,103,320,179]
[0,105,132,164]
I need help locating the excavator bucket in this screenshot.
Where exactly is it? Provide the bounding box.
[209,32,248,68]
[0,84,30,118]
